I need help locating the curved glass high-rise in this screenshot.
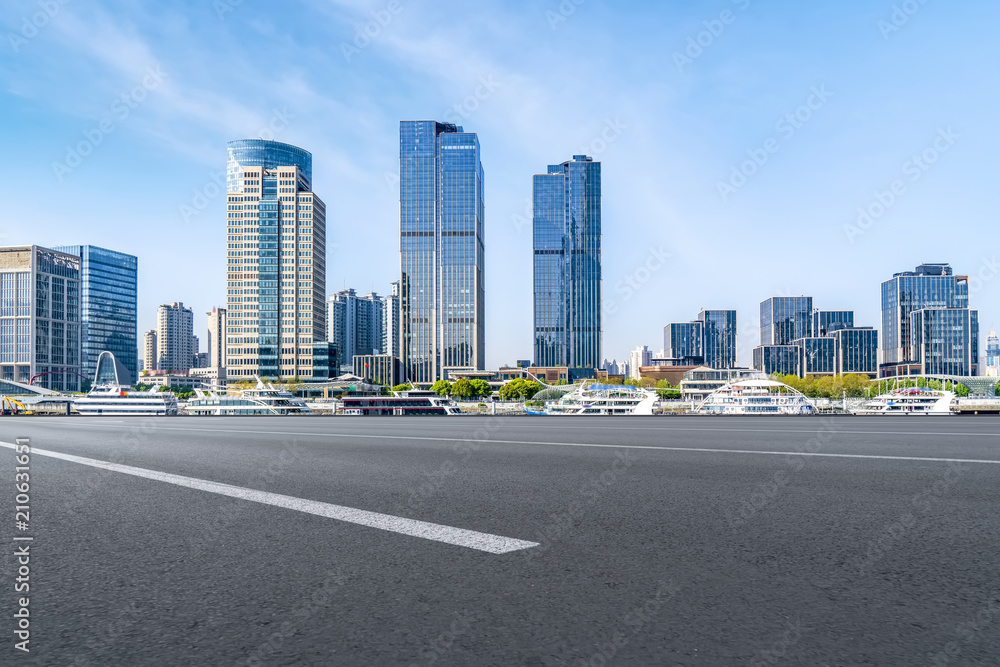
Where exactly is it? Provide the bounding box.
[533,155,602,370]
[226,140,312,194]
[225,139,326,381]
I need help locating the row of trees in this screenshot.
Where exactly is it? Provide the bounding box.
[430,379,493,399]
[498,379,545,401]
[774,374,972,399]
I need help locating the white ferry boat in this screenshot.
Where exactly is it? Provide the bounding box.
[339,392,462,416]
[74,385,179,417]
[185,379,311,416]
[539,383,658,416]
[854,388,956,416]
[695,379,816,415]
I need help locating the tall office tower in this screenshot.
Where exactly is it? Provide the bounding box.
[910,309,979,376]
[399,121,485,383]
[832,327,879,377]
[0,246,81,391]
[206,307,227,369]
[760,297,813,345]
[986,330,1000,378]
[663,322,703,364]
[698,310,738,369]
[812,310,854,337]
[156,302,194,373]
[533,155,602,370]
[327,289,384,370]
[383,281,401,360]
[143,330,157,372]
[755,297,813,375]
[54,245,138,385]
[880,263,977,378]
[225,140,327,380]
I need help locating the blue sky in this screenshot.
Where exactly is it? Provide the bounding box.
[2,0,998,368]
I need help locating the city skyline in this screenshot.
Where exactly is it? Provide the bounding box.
[3,1,998,369]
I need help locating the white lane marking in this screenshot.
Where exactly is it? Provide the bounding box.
[26,424,1000,465]
[0,442,538,555]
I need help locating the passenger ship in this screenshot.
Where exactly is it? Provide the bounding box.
[536,383,658,416]
[185,380,311,416]
[695,379,816,415]
[74,385,179,417]
[853,388,957,416]
[339,392,462,416]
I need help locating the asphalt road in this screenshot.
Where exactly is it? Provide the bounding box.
[2,415,999,666]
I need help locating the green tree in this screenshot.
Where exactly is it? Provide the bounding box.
[451,378,476,399]
[469,379,492,398]
[431,380,452,396]
[499,379,543,401]
[391,383,413,393]
[955,383,970,398]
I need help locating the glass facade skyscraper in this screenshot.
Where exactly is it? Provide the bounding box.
[533,155,602,370]
[880,263,975,377]
[760,297,813,345]
[225,140,327,380]
[793,337,837,376]
[54,245,137,385]
[813,310,854,337]
[399,121,485,383]
[832,327,878,377]
[910,308,979,376]
[0,246,81,391]
[663,322,703,363]
[698,309,738,369]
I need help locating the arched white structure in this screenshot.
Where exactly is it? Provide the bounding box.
[695,379,816,415]
[94,350,128,386]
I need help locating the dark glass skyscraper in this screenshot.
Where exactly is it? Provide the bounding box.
[813,310,854,337]
[663,322,703,363]
[698,309,738,369]
[54,245,138,385]
[400,121,485,383]
[760,297,813,345]
[880,263,973,377]
[533,155,601,369]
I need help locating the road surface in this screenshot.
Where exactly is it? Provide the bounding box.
[2,416,998,665]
